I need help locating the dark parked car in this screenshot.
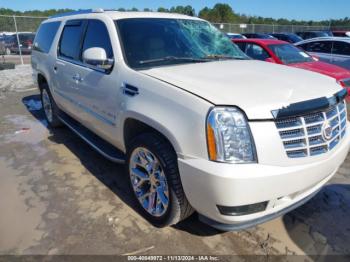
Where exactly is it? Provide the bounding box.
[296,31,333,40]
[270,33,303,43]
[5,33,35,54]
[242,33,276,39]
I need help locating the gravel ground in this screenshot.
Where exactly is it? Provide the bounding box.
[0,64,34,97]
[0,71,349,260]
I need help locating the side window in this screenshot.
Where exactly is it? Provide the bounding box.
[306,41,332,53]
[33,21,61,53]
[58,20,85,60]
[245,43,270,60]
[298,43,309,51]
[82,20,113,60]
[332,41,350,56]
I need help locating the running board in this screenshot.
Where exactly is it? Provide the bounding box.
[58,111,125,163]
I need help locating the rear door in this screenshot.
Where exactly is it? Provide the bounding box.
[331,41,350,70]
[53,19,86,119]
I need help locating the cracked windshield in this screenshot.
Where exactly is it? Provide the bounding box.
[116,18,247,68]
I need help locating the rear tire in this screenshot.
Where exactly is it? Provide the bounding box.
[40,84,62,128]
[126,133,194,227]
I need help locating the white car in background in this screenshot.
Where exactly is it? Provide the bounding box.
[31,9,350,230]
[296,37,350,70]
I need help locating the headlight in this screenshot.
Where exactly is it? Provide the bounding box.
[206,107,257,163]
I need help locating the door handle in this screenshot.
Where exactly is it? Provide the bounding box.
[72,74,83,82]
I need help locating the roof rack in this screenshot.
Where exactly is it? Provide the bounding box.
[49,8,105,19]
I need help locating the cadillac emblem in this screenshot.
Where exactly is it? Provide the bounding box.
[322,120,333,141]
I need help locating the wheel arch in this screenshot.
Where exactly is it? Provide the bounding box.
[37,73,48,91]
[123,115,182,157]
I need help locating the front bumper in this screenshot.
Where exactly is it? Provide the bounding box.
[199,185,321,231]
[178,128,350,229]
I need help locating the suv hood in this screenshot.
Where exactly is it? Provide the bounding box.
[141,60,343,119]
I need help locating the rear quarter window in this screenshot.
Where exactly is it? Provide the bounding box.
[33,21,61,53]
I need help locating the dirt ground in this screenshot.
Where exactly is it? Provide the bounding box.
[0,68,350,260]
[1,54,31,65]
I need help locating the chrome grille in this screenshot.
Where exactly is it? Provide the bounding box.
[276,100,348,158]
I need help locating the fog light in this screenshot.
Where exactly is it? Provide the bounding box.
[217,201,268,216]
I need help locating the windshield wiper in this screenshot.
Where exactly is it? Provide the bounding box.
[204,54,247,60]
[139,56,209,65]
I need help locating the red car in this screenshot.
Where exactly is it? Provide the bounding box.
[233,39,350,101]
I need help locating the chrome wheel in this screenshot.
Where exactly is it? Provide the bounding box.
[129,147,170,217]
[42,89,53,123]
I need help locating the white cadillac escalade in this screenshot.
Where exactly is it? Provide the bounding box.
[31,9,350,230]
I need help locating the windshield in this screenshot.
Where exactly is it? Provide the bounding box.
[268,44,314,64]
[115,18,248,69]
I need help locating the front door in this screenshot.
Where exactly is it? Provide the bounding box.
[72,19,122,144]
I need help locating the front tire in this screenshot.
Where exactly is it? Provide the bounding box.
[127,133,194,227]
[40,84,62,128]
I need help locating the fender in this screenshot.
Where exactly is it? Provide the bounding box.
[120,110,183,155]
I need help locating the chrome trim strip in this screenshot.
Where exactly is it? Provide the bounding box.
[57,57,111,74]
[57,115,125,164]
[55,89,116,127]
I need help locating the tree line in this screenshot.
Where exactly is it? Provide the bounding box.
[0,3,349,27]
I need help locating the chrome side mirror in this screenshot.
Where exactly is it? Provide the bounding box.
[82,47,114,70]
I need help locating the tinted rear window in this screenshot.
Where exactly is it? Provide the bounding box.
[59,20,85,60]
[34,22,60,53]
